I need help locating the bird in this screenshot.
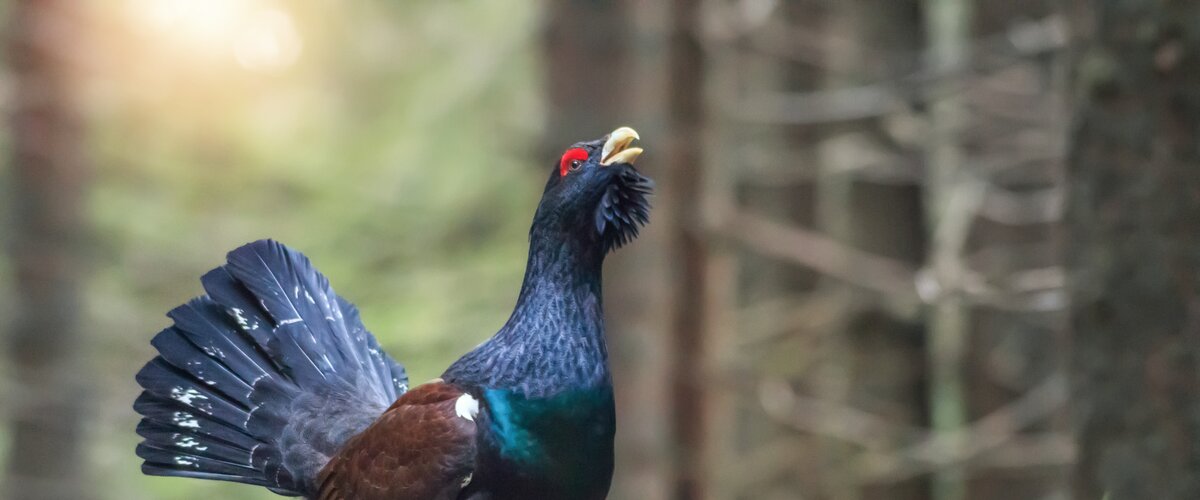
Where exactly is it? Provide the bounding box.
[132,127,651,500]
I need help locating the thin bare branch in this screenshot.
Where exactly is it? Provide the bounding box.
[719,210,920,304]
[736,291,858,347]
[980,185,1064,225]
[750,375,1073,478]
[722,16,1068,125]
[758,378,925,449]
[971,433,1075,469]
[857,373,1069,482]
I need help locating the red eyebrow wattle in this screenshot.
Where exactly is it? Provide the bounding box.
[559,148,588,177]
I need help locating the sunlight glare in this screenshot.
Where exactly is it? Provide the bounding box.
[234,9,303,72]
[127,0,303,72]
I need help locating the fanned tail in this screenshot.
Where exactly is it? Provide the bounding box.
[133,240,408,496]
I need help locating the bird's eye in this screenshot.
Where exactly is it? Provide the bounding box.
[559,148,589,177]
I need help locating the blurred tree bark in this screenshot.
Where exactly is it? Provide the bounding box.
[965,2,1070,500]
[664,0,708,498]
[810,1,927,499]
[1067,0,1200,499]
[727,7,820,498]
[543,2,671,499]
[543,0,634,161]
[3,1,91,499]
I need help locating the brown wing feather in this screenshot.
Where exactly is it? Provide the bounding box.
[315,381,477,500]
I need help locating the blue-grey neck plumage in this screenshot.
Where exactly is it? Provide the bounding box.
[443,220,610,397]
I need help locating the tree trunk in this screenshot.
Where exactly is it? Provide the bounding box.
[665,0,708,498]
[3,1,91,499]
[543,0,634,161]
[1067,1,1200,499]
[922,0,973,498]
[811,1,928,499]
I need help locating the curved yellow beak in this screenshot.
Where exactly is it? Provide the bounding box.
[600,126,644,166]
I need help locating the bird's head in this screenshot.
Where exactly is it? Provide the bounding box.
[534,126,653,253]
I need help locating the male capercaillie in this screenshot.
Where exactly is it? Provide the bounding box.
[133,127,650,499]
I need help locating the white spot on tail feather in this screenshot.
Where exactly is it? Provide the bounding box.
[200,345,227,358]
[234,307,261,331]
[172,411,200,429]
[455,394,479,422]
[176,436,208,451]
[171,387,208,406]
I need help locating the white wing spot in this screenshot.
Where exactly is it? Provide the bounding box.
[278,318,302,325]
[455,393,479,422]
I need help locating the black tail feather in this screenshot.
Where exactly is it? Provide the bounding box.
[137,420,258,469]
[135,358,250,424]
[139,454,268,485]
[224,242,344,383]
[133,240,407,495]
[339,295,407,398]
[133,392,260,451]
[149,326,256,406]
[168,298,283,387]
[200,266,277,347]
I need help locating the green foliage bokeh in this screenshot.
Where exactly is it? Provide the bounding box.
[4,1,545,498]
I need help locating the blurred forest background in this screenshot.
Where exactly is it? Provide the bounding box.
[1,0,1198,499]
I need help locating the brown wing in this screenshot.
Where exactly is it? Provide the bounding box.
[315,381,477,500]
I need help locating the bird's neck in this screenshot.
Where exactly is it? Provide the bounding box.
[514,227,604,313]
[446,228,611,396]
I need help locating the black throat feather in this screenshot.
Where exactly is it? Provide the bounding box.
[596,167,653,253]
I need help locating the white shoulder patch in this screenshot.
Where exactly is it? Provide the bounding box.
[455,393,479,422]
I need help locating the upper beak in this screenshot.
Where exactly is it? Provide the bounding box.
[600,126,644,166]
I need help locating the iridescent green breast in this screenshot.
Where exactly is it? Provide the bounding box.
[480,386,615,499]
